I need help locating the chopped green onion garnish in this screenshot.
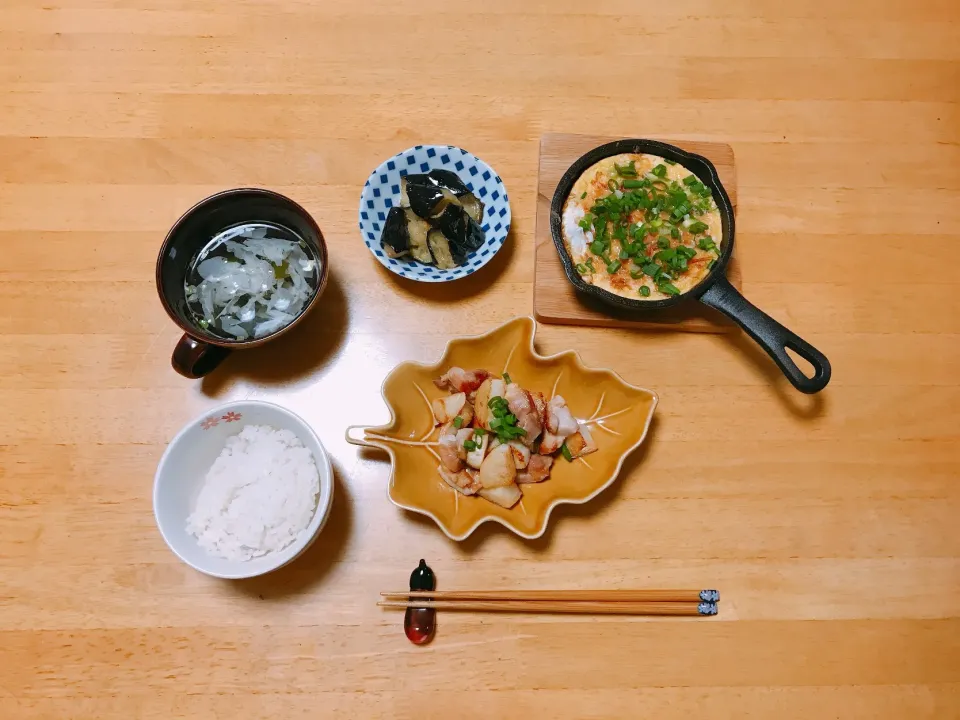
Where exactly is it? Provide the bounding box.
[474,427,486,436]
[622,179,644,189]
[502,373,511,385]
[670,226,681,239]
[581,191,587,199]
[657,237,670,250]
[561,443,573,462]
[608,179,619,191]
[619,248,631,260]
[708,259,717,269]
[652,164,667,178]
[586,259,595,272]
[614,162,637,177]
[665,159,676,165]
[639,285,651,297]
[575,262,588,274]
[697,236,717,252]
[642,262,660,277]
[658,280,681,296]
[463,440,477,451]
[453,416,463,429]
[682,175,698,186]
[630,269,644,279]
[607,260,622,274]
[688,221,709,234]
[589,240,606,256]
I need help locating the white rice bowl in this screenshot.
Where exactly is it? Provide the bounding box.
[154,401,334,579]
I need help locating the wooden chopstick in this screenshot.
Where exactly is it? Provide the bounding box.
[378,600,717,615]
[381,589,720,603]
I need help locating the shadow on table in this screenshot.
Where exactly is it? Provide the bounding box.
[230,461,352,600]
[372,227,518,303]
[199,270,349,397]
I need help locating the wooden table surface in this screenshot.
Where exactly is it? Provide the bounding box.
[2,1,959,717]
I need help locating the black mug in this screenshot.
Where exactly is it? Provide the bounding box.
[155,188,329,378]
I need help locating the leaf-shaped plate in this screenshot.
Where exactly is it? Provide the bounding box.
[345,317,658,540]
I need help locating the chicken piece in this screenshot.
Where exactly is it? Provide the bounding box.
[545,395,579,436]
[433,367,491,394]
[538,429,567,456]
[438,465,482,496]
[531,391,547,420]
[506,441,531,469]
[431,393,474,427]
[517,454,554,484]
[437,433,463,473]
[565,424,597,458]
[504,383,544,446]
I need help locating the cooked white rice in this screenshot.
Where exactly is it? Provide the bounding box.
[187,424,320,561]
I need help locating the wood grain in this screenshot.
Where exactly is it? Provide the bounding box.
[2,0,959,718]
[534,133,743,332]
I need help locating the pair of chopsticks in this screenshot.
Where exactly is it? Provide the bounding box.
[378,589,720,616]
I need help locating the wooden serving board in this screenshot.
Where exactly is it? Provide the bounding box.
[534,133,742,333]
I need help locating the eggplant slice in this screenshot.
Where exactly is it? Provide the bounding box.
[402,175,443,218]
[427,169,485,223]
[427,228,465,270]
[427,169,471,196]
[404,208,434,264]
[433,204,485,253]
[380,206,410,258]
[458,193,485,224]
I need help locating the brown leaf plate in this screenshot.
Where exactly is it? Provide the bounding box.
[345,317,658,540]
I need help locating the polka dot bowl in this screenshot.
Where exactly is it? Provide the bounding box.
[358,145,511,282]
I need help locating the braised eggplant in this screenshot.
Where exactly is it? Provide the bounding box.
[381,169,487,270]
[458,194,484,224]
[427,228,465,270]
[380,206,410,258]
[402,175,443,218]
[404,208,434,264]
[427,169,471,196]
[428,169,485,223]
[433,203,485,252]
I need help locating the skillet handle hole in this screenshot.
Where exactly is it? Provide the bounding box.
[785,346,816,380]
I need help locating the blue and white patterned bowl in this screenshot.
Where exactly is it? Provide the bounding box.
[358,145,511,282]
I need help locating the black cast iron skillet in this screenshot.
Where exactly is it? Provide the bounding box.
[550,139,831,394]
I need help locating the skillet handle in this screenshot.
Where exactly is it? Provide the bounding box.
[699,276,831,394]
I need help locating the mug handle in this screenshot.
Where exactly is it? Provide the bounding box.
[171,334,232,379]
[699,276,831,394]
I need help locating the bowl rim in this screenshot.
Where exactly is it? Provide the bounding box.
[357,144,512,283]
[347,316,658,541]
[153,399,335,579]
